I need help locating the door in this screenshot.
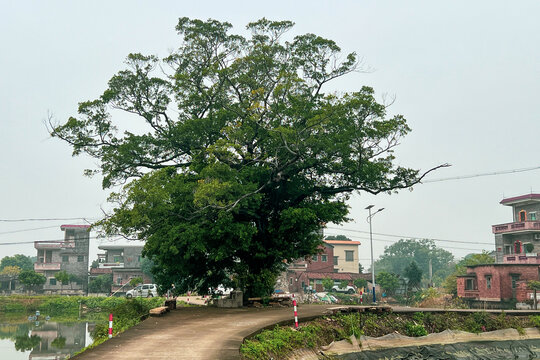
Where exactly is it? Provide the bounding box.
[142,284,149,297]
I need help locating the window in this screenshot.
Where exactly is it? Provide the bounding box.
[485,275,492,289]
[519,210,527,222]
[321,255,327,262]
[117,277,122,285]
[113,255,123,263]
[138,256,142,262]
[511,275,520,289]
[465,278,476,290]
[345,251,354,262]
[333,256,338,265]
[50,278,57,285]
[62,255,69,263]
[312,255,318,262]
[530,212,537,221]
[289,278,293,285]
[77,255,84,262]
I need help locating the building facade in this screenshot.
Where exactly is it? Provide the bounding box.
[34,225,90,294]
[493,194,540,263]
[324,239,361,274]
[90,245,151,294]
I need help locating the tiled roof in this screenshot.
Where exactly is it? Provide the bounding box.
[500,194,540,205]
[61,224,91,229]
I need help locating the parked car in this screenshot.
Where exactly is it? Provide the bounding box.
[331,284,356,294]
[126,284,158,298]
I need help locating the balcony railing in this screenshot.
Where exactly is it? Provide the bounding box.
[98,263,125,268]
[34,262,61,271]
[34,241,75,249]
[492,221,540,234]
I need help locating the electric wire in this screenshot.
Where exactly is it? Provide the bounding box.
[423,165,540,183]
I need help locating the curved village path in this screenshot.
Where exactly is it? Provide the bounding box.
[73,300,540,360]
[73,302,331,360]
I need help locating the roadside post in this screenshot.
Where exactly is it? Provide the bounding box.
[360,291,363,305]
[108,313,113,338]
[292,294,298,329]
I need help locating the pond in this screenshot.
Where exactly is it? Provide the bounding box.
[0,316,95,360]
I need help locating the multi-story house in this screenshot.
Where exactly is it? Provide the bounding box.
[324,239,361,274]
[89,245,151,294]
[34,225,90,295]
[457,193,540,308]
[493,193,540,263]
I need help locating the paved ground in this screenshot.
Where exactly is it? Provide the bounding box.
[74,303,540,360]
[74,304,330,360]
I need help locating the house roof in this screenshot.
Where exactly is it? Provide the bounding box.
[98,245,144,250]
[61,224,91,230]
[324,240,361,245]
[500,194,540,206]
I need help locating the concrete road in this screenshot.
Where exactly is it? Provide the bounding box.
[73,304,330,360]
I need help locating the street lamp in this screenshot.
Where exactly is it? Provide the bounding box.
[366,205,384,304]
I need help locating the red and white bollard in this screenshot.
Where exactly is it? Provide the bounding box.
[292,294,298,329]
[360,291,363,305]
[108,313,113,338]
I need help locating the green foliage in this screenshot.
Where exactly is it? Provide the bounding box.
[51,336,66,349]
[322,278,334,292]
[353,278,367,289]
[240,323,333,360]
[325,235,350,241]
[55,270,70,285]
[405,322,428,337]
[52,17,438,297]
[0,254,33,272]
[14,334,41,351]
[140,257,154,277]
[88,274,113,293]
[18,270,46,291]
[375,271,399,295]
[129,277,143,287]
[339,280,349,289]
[0,265,21,276]
[525,243,535,253]
[375,239,454,285]
[404,261,422,290]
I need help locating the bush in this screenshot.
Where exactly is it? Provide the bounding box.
[405,322,428,337]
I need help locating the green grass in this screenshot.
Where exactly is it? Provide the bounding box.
[240,311,537,359]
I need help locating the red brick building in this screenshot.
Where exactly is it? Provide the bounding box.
[457,263,540,305]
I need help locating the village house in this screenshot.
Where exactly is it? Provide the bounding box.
[34,225,90,295]
[89,245,151,294]
[457,194,540,308]
[324,239,361,274]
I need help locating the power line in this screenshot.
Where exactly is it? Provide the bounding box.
[324,231,493,252]
[423,165,540,183]
[0,217,96,222]
[326,226,494,245]
[0,225,60,236]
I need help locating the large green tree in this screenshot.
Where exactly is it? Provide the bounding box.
[18,270,46,292]
[50,18,442,297]
[374,239,454,286]
[0,254,33,272]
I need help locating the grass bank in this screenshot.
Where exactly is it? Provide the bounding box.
[240,311,540,360]
[0,295,164,317]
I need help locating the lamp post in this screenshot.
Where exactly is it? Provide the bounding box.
[366,205,384,304]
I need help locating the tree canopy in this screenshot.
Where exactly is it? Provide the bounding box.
[375,271,399,295]
[375,239,454,285]
[51,18,442,297]
[18,270,46,291]
[0,255,33,272]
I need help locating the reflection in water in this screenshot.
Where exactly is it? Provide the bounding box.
[0,320,93,360]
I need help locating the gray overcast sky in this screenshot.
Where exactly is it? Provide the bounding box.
[1,1,539,269]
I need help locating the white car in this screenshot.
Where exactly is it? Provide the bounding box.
[126,284,158,298]
[331,285,356,294]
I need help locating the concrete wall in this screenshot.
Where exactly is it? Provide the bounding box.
[331,244,359,273]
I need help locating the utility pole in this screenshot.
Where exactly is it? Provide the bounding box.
[428,258,433,288]
[366,205,384,304]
